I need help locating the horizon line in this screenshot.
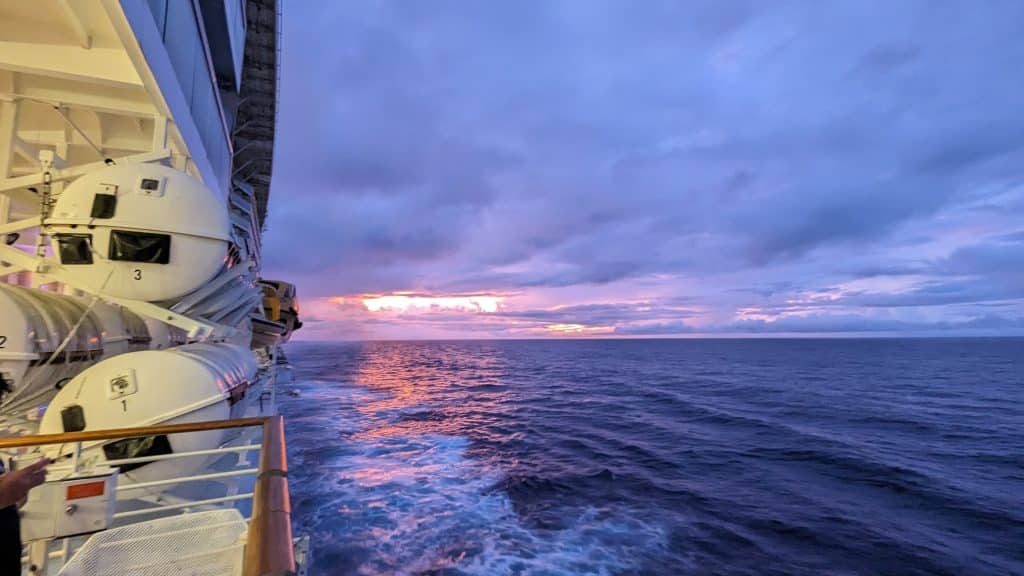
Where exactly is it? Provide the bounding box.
[287,333,1024,344]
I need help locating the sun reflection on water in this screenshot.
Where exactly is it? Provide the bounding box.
[349,342,514,445]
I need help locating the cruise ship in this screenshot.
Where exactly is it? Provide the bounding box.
[0,1,305,574]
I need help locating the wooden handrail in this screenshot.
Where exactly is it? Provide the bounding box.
[0,417,270,449]
[244,415,296,576]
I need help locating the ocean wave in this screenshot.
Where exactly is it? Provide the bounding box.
[281,340,1024,575]
[284,377,672,575]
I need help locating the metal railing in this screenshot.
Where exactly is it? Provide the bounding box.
[0,416,295,576]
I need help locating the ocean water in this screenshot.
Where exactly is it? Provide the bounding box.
[278,339,1024,575]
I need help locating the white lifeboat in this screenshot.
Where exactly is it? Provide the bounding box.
[45,163,231,302]
[0,284,152,412]
[39,343,258,484]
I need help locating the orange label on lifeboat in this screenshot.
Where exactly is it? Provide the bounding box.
[66,481,105,500]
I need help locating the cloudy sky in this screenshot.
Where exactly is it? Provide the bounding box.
[262,0,1024,340]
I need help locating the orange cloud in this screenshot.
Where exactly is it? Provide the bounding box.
[361,293,503,313]
[542,323,615,336]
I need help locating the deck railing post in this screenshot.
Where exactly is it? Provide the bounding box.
[71,441,82,473]
[243,415,295,576]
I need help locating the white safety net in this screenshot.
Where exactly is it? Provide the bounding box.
[57,509,246,576]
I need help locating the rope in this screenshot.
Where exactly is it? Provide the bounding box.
[2,238,115,410]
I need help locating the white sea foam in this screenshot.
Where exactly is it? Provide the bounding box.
[285,379,670,575]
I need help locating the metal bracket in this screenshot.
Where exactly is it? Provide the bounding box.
[0,149,172,199]
[0,216,40,236]
[0,243,235,340]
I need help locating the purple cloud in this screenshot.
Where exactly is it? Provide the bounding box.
[263,1,1024,338]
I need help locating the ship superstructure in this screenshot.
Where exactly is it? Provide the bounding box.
[0,1,302,574]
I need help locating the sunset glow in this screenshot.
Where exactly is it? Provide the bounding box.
[362,294,503,313]
[543,323,615,335]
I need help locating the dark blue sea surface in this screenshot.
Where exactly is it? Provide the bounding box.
[279,339,1024,575]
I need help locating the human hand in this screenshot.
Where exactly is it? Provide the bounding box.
[0,458,50,509]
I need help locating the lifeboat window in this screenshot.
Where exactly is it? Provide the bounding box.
[102,435,173,473]
[56,234,94,265]
[61,405,87,432]
[109,230,171,264]
[90,193,117,219]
